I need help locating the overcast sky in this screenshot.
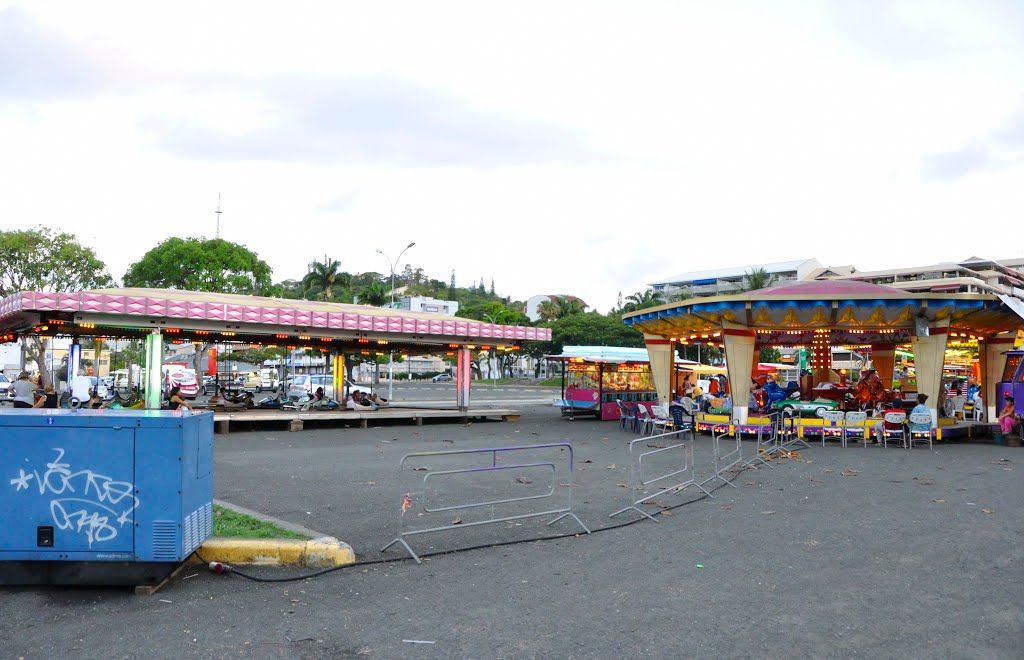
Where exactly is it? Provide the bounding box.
[1,1,1021,312]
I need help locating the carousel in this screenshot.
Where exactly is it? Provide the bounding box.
[623,280,1024,438]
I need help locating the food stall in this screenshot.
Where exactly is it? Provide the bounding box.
[547,346,661,420]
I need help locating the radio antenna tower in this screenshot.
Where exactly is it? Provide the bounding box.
[215,193,222,239]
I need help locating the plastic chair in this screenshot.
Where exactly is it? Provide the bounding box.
[821,410,845,446]
[844,411,869,448]
[635,404,653,435]
[880,412,908,448]
[616,399,636,432]
[650,404,674,435]
[669,403,695,438]
[908,412,934,450]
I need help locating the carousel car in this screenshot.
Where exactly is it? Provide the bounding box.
[772,397,839,417]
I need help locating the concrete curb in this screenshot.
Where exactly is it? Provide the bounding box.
[197,536,355,568]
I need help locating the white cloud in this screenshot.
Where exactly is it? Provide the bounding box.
[1,0,1023,313]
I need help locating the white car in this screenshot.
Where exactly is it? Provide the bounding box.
[287,374,369,400]
[0,373,10,396]
[431,373,453,383]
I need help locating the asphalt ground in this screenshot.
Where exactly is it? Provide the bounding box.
[2,405,1022,658]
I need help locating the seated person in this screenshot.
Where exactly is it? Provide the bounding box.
[32,384,59,409]
[873,397,908,443]
[347,391,376,410]
[909,393,932,434]
[166,385,193,411]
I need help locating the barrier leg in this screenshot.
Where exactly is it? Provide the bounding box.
[381,536,422,564]
[547,511,592,534]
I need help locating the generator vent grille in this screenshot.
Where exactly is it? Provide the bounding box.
[151,521,179,561]
[182,502,213,555]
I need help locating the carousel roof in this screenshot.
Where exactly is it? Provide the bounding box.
[623,281,1024,345]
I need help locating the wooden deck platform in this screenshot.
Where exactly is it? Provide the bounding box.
[210,406,521,433]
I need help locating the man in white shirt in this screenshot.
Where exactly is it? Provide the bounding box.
[69,370,94,405]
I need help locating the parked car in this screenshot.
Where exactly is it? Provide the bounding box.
[287,374,369,400]
[0,373,10,396]
[431,373,453,383]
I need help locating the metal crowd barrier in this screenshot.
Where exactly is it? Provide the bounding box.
[744,416,775,468]
[609,428,713,522]
[382,442,590,563]
[776,409,806,450]
[699,420,744,490]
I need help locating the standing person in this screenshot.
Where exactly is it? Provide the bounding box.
[997,393,1016,441]
[166,385,192,411]
[11,371,37,408]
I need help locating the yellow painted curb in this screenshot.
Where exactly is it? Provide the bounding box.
[197,536,355,568]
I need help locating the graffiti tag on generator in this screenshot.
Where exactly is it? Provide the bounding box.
[8,448,140,547]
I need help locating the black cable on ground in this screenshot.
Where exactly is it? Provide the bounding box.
[195,455,780,584]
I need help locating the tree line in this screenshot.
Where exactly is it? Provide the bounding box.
[0,227,724,382]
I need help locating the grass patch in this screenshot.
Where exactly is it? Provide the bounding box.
[538,377,562,387]
[213,504,309,539]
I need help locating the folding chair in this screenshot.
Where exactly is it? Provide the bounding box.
[908,412,934,450]
[880,411,908,448]
[821,410,845,446]
[844,411,869,448]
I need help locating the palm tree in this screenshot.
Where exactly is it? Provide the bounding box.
[740,267,777,292]
[555,296,586,317]
[624,290,665,312]
[537,298,560,322]
[359,280,390,307]
[302,257,345,301]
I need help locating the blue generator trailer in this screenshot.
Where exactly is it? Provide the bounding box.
[0,409,214,586]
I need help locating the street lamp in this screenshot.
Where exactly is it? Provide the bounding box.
[375,241,416,400]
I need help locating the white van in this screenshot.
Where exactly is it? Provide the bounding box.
[287,374,369,400]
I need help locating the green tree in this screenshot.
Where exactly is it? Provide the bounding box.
[537,295,586,322]
[359,280,390,306]
[124,237,273,294]
[739,267,777,292]
[759,347,782,363]
[546,311,644,354]
[0,226,113,295]
[460,300,529,325]
[302,256,349,301]
[621,289,665,314]
[0,227,113,387]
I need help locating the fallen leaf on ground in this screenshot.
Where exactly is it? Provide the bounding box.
[719,504,733,511]
[413,466,429,471]
[581,459,593,464]
[451,518,463,525]
[530,431,539,435]
[660,510,674,516]
[744,481,757,486]
[761,510,776,515]
[606,464,616,469]
[646,444,666,449]
[617,483,629,488]
[840,469,860,477]
[982,508,995,514]
[803,539,820,547]
[514,477,533,484]
[931,499,946,503]
[823,469,834,474]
